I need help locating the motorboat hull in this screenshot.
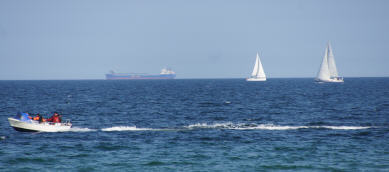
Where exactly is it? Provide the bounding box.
[8,118,72,132]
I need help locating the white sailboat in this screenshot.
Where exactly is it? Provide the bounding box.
[247,52,266,81]
[315,43,344,83]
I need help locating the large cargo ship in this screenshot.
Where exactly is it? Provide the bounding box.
[106,68,176,80]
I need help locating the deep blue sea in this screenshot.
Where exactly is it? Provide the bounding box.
[1,78,389,171]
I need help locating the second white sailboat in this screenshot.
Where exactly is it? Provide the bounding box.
[315,42,344,83]
[247,52,266,81]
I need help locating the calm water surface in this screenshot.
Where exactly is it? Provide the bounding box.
[1,78,389,171]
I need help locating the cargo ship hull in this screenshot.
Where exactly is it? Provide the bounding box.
[106,74,176,80]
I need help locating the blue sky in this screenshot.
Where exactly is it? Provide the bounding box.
[0,0,388,79]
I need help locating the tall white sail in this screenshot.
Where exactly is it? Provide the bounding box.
[251,53,259,76]
[247,52,266,81]
[316,47,331,81]
[255,53,266,78]
[327,43,339,77]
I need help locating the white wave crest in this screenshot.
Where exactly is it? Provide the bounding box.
[184,123,371,130]
[101,126,155,131]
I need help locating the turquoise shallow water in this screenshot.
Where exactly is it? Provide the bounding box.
[1,78,389,171]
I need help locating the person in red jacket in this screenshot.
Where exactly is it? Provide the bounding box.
[47,112,61,123]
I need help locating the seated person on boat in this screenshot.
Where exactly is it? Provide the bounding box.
[31,113,46,123]
[46,112,62,123]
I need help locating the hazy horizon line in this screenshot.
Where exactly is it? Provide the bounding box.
[0,76,388,81]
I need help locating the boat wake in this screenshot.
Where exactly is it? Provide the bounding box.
[101,126,166,131]
[184,122,371,130]
[99,123,372,132]
[66,127,97,132]
[43,123,372,133]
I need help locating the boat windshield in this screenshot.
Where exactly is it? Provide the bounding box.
[15,112,31,122]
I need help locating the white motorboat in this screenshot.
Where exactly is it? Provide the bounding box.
[247,52,266,81]
[316,42,344,83]
[8,112,72,132]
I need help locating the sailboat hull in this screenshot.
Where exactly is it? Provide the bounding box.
[315,77,344,83]
[246,77,266,81]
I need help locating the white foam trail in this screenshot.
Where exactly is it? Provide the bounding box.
[186,122,235,129]
[67,127,97,132]
[101,126,156,131]
[318,126,371,130]
[185,123,371,130]
[66,123,371,132]
[233,124,308,130]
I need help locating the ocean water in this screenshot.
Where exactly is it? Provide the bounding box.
[0,78,389,171]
